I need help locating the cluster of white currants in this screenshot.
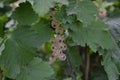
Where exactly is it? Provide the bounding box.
[49,8,67,63]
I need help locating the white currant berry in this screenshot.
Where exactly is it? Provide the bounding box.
[51,45,59,52]
[59,43,67,50]
[99,8,107,19]
[50,11,55,18]
[58,53,66,61]
[52,51,61,57]
[51,20,60,28]
[49,55,57,63]
[55,27,64,35]
[10,0,23,9]
[55,35,64,42]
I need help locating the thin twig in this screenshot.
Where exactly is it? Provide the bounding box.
[85,52,90,80]
[65,50,76,80]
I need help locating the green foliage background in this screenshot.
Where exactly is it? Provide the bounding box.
[0,0,120,80]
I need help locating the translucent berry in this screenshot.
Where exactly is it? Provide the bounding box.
[55,27,64,34]
[49,55,57,63]
[58,53,66,61]
[99,8,107,19]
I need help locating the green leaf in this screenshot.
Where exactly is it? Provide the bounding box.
[0,26,42,79]
[0,39,34,78]
[55,6,76,30]
[102,53,119,80]
[63,78,72,80]
[67,0,98,26]
[0,2,4,8]
[106,17,120,42]
[0,37,5,55]
[32,19,52,43]
[68,46,82,68]
[101,16,120,80]
[12,2,38,25]
[0,0,16,4]
[54,0,69,5]
[55,6,67,24]
[16,57,54,80]
[56,6,75,24]
[12,26,42,48]
[91,67,108,80]
[28,0,55,17]
[26,0,34,5]
[68,20,114,52]
[0,15,7,37]
[0,37,2,44]
[106,16,120,61]
[63,75,82,80]
[27,0,69,17]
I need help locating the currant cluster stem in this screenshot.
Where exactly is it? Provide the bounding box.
[65,51,76,80]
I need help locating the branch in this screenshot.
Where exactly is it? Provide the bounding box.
[85,52,90,80]
[65,50,76,80]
